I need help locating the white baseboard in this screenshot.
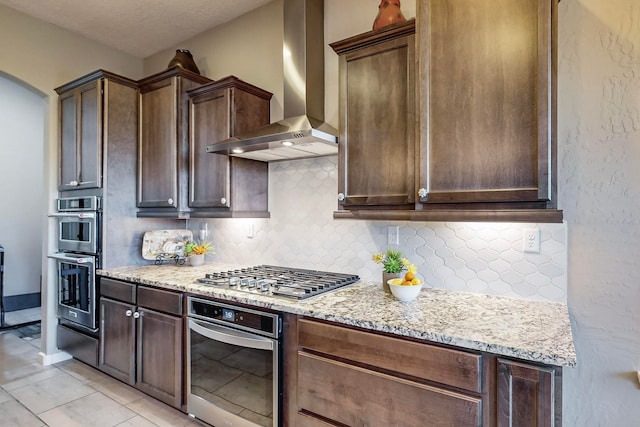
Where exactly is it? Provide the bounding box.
[38,350,72,366]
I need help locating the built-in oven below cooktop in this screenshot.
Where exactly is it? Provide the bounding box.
[195,265,360,300]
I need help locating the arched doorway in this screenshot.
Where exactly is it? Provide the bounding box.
[0,72,46,330]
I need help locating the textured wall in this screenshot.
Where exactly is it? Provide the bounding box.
[558,0,640,425]
[189,156,568,303]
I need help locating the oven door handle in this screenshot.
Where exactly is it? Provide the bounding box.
[188,318,274,351]
[49,212,96,219]
[48,253,95,265]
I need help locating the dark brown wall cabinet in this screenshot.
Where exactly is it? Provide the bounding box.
[187,76,272,217]
[331,20,416,211]
[98,278,183,409]
[285,316,562,426]
[332,0,562,223]
[55,70,137,192]
[136,67,212,218]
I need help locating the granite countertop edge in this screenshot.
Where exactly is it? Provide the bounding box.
[98,263,577,368]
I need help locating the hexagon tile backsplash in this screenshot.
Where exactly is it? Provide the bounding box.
[190,156,567,303]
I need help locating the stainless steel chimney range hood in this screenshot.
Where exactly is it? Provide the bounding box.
[206,0,338,162]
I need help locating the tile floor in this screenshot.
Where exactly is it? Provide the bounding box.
[0,314,207,427]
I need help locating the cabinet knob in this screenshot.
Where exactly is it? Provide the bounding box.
[167,198,174,205]
[133,311,141,319]
[69,180,79,187]
[337,193,345,202]
[221,197,227,205]
[418,188,427,198]
[125,310,132,317]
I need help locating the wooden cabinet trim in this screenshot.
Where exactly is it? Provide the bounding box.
[298,318,482,393]
[333,208,564,223]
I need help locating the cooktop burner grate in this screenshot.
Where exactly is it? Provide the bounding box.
[196,265,360,300]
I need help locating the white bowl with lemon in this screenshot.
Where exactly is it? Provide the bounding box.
[387,271,423,302]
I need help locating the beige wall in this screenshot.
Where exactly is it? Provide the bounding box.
[144,0,417,128]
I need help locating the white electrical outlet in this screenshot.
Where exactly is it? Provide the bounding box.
[522,228,540,253]
[246,223,255,239]
[387,226,399,245]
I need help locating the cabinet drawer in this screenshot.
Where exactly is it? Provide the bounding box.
[137,285,182,316]
[57,324,99,367]
[298,352,481,426]
[298,318,481,392]
[100,278,136,304]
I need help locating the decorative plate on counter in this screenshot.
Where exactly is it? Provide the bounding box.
[142,229,193,261]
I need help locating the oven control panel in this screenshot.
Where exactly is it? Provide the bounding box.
[188,297,280,338]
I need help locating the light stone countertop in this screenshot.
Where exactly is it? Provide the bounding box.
[98,262,577,367]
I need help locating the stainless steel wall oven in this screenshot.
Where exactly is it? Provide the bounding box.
[49,195,101,331]
[187,296,282,427]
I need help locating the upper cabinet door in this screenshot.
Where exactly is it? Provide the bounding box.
[189,87,231,209]
[331,22,416,210]
[138,77,179,210]
[419,0,555,208]
[58,79,102,191]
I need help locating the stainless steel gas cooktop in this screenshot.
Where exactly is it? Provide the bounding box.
[196,265,360,300]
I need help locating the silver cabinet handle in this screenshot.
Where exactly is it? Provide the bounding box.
[133,312,140,319]
[167,198,174,205]
[337,193,345,201]
[69,180,79,187]
[125,310,133,317]
[418,188,427,198]
[221,197,227,204]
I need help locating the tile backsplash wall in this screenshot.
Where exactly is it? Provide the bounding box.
[191,156,567,303]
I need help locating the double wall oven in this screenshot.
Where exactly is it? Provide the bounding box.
[49,195,101,331]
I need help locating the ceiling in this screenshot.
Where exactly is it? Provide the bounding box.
[0,0,272,58]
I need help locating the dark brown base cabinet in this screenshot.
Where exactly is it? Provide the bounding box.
[98,278,183,409]
[284,316,562,427]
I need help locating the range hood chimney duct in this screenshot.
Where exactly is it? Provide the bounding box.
[206,0,338,162]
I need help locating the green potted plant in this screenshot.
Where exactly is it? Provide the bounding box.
[372,248,408,293]
[184,240,214,267]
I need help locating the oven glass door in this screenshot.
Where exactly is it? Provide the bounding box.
[188,318,278,427]
[49,252,96,330]
[53,212,98,254]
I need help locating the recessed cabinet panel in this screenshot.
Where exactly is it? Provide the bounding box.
[331,21,416,209]
[422,0,553,205]
[59,93,77,189]
[57,78,102,191]
[138,78,178,208]
[189,88,230,209]
[497,358,560,427]
[79,84,101,188]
